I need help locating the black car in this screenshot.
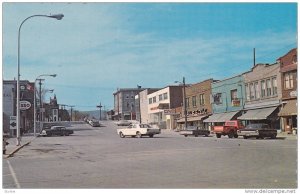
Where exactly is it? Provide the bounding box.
[179,126,210,137]
[237,123,277,139]
[41,126,74,137]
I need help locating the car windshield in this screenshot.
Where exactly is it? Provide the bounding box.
[246,124,263,129]
[140,124,151,128]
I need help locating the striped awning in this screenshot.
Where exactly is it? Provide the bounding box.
[177,115,209,123]
[238,106,278,120]
[203,111,240,123]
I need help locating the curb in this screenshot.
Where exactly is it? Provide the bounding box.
[5,137,37,159]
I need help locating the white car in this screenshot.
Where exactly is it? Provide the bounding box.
[117,124,161,138]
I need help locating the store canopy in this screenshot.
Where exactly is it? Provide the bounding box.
[278,100,297,116]
[177,115,208,123]
[238,106,278,120]
[203,111,240,123]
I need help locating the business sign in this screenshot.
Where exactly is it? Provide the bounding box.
[232,100,241,107]
[290,91,297,97]
[20,100,31,110]
[10,116,17,130]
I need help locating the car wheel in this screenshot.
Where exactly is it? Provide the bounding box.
[195,135,198,137]
[234,134,238,138]
[228,131,234,138]
[243,136,247,139]
[119,132,125,138]
[149,134,154,138]
[216,134,221,138]
[271,134,277,139]
[184,135,188,137]
[136,131,142,138]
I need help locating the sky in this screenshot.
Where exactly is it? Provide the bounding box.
[2,2,298,111]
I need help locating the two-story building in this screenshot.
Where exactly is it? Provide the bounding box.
[204,74,245,130]
[177,79,216,129]
[277,48,297,133]
[113,88,144,120]
[238,63,282,129]
[147,86,183,129]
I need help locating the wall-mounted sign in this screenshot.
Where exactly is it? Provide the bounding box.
[231,100,241,107]
[290,91,297,97]
[20,100,31,110]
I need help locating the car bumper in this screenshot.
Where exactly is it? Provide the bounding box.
[238,131,259,137]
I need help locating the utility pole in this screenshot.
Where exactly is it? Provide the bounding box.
[253,48,256,67]
[183,77,187,129]
[97,102,103,120]
[36,79,45,121]
[69,105,75,121]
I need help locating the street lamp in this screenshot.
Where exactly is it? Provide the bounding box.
[33,74,56,137]
[97,102,103,120]
[17,14,63,145]
[175,77,187,129]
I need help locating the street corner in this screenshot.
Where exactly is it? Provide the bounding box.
[4,136,36,158]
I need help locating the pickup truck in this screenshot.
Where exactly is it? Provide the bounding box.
[117,123,161,138]
[213,120,244,138]
[179,126,210,137]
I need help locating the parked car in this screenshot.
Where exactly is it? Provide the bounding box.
[40,126,74,137]
[179,126,210,137]
[237,123,277,139]
[213,120,244,138]
[117,124,161,138]
[116,120,132,126]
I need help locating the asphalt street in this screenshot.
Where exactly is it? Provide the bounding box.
[2,121,297,189]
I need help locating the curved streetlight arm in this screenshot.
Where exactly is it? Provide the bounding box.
[17,13,63,145]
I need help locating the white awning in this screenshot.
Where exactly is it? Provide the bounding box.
[177,115,209,123]
[203,111,240,123]
[238,106,278,120]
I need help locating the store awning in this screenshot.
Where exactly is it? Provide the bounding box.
[278,100,297,116]
[203,111,240,123]
[238,106,278,120]
[177,115,209,123]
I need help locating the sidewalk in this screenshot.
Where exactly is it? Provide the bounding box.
[4,134,37,158]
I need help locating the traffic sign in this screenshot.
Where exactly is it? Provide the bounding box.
[10,116,17,130]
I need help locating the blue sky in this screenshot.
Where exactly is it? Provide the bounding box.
[2,2,297,111]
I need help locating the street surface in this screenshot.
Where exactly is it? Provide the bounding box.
[3,121,297,189]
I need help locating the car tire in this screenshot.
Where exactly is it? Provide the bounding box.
[136,131,142,138]
[184,135,188,137]
[243,136,247,139]
[234,134,238,138]
[271,134,277,139]
[149,134,154,138]
[216,134,221,138]
[119,132,125,138]
[228,131,234,138]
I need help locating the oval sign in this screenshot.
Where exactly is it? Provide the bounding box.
[20,100,31,110]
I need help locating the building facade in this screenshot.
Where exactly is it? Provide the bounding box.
[277,48,297,133]
[113,88,144,120]
[177,79,216,129]
[204,75,245,130]
[3,80,34,136]
[238,63,282,129]
[147,86,183,129]
[136,88,160,124]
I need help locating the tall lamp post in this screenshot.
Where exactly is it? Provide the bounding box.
[17,14,64,145]
[175,77,187,129]
[34,74,56,136]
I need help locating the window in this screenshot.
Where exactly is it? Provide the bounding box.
[254,82,260,99]
[199,94,205,106]
[231,89,238,101]
[149,98,152,104]
[163,92,168,100]
[192,96,197,107]
[245,84,250,101]
[272,77,277,95]
[213,93,222,104]
[284,73,294,89]
[186,98,190,108]
[266,79,272,96]
[153,96,156,103]
[159,94,163,101]
[250,83,254,100]
[261,80,266,98]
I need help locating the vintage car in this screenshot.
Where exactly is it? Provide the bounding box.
[40,126,74,137]
[179,126,210,137]
[237,123,277,139]
[116,120,132,126]
[117,124,161,138]
[89,119,101,127]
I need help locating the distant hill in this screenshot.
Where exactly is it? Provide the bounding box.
[80,110,106,120]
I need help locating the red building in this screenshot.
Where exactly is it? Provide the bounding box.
[277,48,297,133]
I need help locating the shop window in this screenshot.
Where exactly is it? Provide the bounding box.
[254,82,260,99]
[245,84,250,101]
[266,79,272,96]
[272,77,277,95]
[250,83,255,100]
[261,80,266,98]
[284,73,294,89]
[199,94,205,105]
[230,89,238,101]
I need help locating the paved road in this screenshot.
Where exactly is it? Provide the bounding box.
[3,121,297,189]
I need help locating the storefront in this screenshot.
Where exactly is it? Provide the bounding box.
[203,111,241,131]
[278,99,297,133]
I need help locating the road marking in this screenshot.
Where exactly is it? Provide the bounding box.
[6,160,21,188]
